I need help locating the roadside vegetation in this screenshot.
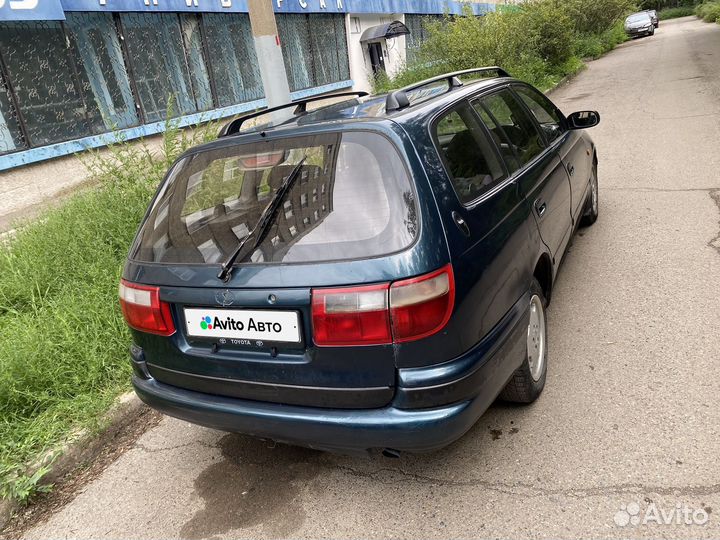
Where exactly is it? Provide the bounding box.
[658,6,696,18]
[373,0,635,94]
[0,119,215,503]
[695,1,720,22]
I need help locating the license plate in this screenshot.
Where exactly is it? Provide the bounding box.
[184,308,301,343]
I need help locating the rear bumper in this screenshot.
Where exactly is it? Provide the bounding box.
[132,293,529,453]
[134,375,479,453]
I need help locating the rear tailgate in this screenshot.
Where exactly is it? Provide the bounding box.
[130,284,396,409]
[125,128,424,409]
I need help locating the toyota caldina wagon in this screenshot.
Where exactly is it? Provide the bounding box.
[120,67,600,454]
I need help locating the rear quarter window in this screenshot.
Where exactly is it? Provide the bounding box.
[131,131,418,265]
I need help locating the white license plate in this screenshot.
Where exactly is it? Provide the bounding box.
[184,308,301,343]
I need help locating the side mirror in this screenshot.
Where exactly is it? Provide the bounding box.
[567,110,600,130]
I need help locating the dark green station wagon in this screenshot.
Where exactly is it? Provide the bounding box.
[120,67,600,455]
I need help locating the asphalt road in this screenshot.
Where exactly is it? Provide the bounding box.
[21,16,720,539]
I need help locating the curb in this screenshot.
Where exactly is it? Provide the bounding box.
[546,63,588,97]
[0,391,145,531]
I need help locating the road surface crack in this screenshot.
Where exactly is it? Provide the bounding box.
[133,441,217,454]
[654,111,720,120]
[331,464,720,500]
[709,189,720,256]
[606,187,720,193]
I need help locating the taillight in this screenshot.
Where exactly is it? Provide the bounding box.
[390,264,455,342]
[312,283,392,346]
[311,265,454,346]
[119,279,176,336]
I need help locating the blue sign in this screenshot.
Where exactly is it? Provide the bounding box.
[340,0,494,15]
[272,0,493,15]
[274,0,345,13]
[0,0,495,19]
[0,0,65,20]
[61,0,249,13]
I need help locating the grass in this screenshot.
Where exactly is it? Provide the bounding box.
[658,6,695,19]
[0,118,216,503]
[574,20,629,60]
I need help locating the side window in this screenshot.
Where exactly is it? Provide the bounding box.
[434,103,506,204]
[473,103,521,173]
[473,90,546,173]
[514,85,565,143]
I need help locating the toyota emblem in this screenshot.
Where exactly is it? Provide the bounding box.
[215,290,235,306]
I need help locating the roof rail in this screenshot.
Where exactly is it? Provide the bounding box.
[218,91,369,137]
[385,66,511,112]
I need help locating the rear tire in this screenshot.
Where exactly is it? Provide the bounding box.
[499,279,547,404]
[580,164,598,227]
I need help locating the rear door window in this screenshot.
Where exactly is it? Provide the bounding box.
[131,131,418,265]
[433,103,505,204]
[472,89,546,173]
[473,104,521,173]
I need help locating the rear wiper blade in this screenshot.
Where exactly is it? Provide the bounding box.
[217,156,307,282]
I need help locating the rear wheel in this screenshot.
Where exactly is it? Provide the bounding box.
[580,164,598,227]
[499,279,547,403]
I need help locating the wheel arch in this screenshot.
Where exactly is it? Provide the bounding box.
[533,253,553,306]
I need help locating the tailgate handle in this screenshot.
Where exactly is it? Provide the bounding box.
[452,211,470,237]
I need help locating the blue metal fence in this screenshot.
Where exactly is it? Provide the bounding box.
[0,0,496,170]
[0,10,351,170]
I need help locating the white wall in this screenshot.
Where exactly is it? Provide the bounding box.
[345,13,407,93]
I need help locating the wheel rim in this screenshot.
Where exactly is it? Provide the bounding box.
[591,171,598,214]
[527,294,546,382]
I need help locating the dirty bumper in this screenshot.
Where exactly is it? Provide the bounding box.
[132,294,529,454]
[132,376,485,453]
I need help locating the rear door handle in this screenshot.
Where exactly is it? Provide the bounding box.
[568,164,575,177]
[534,199,547,218]
[452,211,470,237]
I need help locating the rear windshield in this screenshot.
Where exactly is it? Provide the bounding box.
[130,131,418,265]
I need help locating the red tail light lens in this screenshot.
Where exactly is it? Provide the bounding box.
[312,283,392,346]
[119,279,176,336]
[390,264,455,342]
[311,265,455,347]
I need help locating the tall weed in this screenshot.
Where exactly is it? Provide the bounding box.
[0,114,217,503]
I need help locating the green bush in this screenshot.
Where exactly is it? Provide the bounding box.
[523,1,576,65]
[395,2,575,87]
[376,0,633,93]
[658,6,695,19]
[640,0,696,8]
[0,117,216,502]
[575,20,629,59]
[696,1,720,22]
[561,0,636,35]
